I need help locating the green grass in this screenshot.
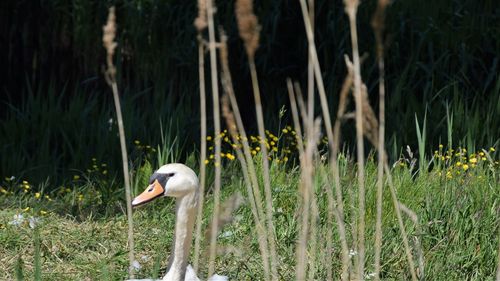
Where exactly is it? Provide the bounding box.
[1,148,498,280]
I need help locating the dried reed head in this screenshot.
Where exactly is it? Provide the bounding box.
[222,94,238,138]
[194,0,208,32]
[103,6,117,82]
[219,29,229,76]
[371,0,390,33]
[204,192,244,239]
[103,7,117,65]
[343,0,360,18]
[235,0,260,59]
[361,83,379,147]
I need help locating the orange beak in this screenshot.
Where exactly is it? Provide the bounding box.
[132,179,165,207]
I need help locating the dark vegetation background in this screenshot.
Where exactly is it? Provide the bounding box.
[0,0,499,185]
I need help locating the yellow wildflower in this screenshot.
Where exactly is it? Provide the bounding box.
[22,180,28,185]
[209,154,214,159]
[206,136,212,141]
[226,153,235,160]
[469,158,477,164]
[204,160,209,165]
[479,151,485,156]
[462,164,469,171]
[73,175,80,180]
[282,128,288,133]
[439,144,443,149]
[35,192,41,199]
[102,170,108,175]
[40,210,48,216]
[481,157,486,161]
[490,147,496,152]
[456,162,462,167]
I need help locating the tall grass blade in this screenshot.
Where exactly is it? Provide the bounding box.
[15,255,24,281]
[34,226,42,281]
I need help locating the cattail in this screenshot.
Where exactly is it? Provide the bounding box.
[235,0,260,59]
[194,0,208,32]
[343,0,360,18]
[103,7,117,79]
[371,0,389,34]
[361,83,379,147]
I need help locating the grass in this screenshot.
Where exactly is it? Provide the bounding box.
[1,0,499,280]
[0,147,498,280]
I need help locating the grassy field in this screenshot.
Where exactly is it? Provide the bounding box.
[1,145,498,280]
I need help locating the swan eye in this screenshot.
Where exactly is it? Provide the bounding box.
[167,173,175,177]
[147,186,154,192]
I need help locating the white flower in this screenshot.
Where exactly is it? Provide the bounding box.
[131,260,142,271]
[219,231,233,238]
[108,118,114,131]
[365,272,376,279]
[349,249,357,258]
[8,214,24,226]
[29,216,40,229]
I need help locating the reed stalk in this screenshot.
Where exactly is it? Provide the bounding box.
[193,34,207,272]
[384,162,418,281]
[205,0,222,277]
[298,1,350,279]
[193,0,208,271]
[102,7,135,279]
[305,4,320,279]
[235,1,278,278]
[371,0,389,279]
[343,0,366,278]
[219,30,271,280]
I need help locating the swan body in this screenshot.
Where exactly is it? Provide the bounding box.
[126,164,228,281]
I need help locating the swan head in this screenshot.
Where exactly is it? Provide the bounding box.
[131,163,199,207]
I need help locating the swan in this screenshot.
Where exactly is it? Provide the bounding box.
[127,163,228,281]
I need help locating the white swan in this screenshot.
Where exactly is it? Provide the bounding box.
[127,163,228,281]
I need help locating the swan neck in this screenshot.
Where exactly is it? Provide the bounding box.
[165,190,198,281]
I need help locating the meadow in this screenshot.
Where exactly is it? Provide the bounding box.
[0,143,499,280]
[1,0,499,280]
